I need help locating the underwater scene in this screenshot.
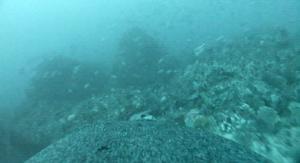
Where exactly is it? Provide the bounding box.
[0,0,300,162]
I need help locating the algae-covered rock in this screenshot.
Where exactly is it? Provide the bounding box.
[26,121,269,163]
[256,106,279,132]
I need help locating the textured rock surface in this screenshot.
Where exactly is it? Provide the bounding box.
[11,29,300,163]
[26,121,269,163]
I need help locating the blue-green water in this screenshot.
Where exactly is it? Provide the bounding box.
[0,0,300,162]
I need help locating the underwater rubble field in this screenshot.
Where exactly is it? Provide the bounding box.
[2,28,300,163]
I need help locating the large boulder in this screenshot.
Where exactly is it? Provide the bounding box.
[112,27,177,88]
[26,55,108,105]
[26,121,269,163]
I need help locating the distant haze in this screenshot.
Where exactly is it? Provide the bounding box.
[0,0,299,111]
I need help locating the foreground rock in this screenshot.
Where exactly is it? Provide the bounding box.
[26,121,269,163]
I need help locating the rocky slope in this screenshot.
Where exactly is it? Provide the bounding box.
[9,28,300,162]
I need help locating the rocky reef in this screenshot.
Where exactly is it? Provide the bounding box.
[8,27,300,163]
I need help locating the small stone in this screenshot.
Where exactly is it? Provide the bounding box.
[129,111,156,121]
[157,69,164,74]
[185,109,216,131]
[67,114,76,121]
[288,102,300,113]
[257,106,279,126]
[160,96,167,102]
[166,70,172,74]
[288,102,300,125]
[158,58,164,63]
[72,65,81,74]
[188,93,199,100]
[194,43,206,56]
[193,115,217,130]
[91,106,99,113]
[84,83,90,89]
